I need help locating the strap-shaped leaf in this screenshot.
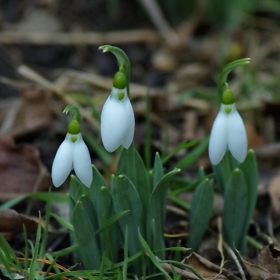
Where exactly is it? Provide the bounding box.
[111,175,144,257]
[188,179,214,252]
[146,168,180,259]
[153,152,164,188]
[173,137,209,170]
[239,150,258,251]
[212,151,239,196]
[117,146,151,213]
[222,168,248,251]
[89,165,108,206]
[72,196,100,269]
[69,175,85,203]
[96,186,120,262]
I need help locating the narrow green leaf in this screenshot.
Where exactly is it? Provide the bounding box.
[0,192,68,211]
[117,146,151,213]
[0,233,21,275]
[212,150,238,196]
[197,166,205,180]
[188,179,214,252]
[222,168,248,252]
[29,214,41,280]
[239,150,258,250]
[69,175,84,203]
[122,226,128,280]
[138,230,172,280]
[51,213,73,231]
[162,140,198,165]
[50,245,79,258]
[153,152,164,188]
[111,175,144,275]
[90,165,108,206]
[168,194,190,211]
[40,190,51,256]
[72,197,100,269]
[95,210,129,235]
[23,225,28,275]
[146,168,180,259]
[173,137,209,170]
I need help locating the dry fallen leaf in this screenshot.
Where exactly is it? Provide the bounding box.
[238,252,270,280]
[0,209,39,233]
[0,209,55,242]
[239,244,280,280]
[0,135,51,201]
[258,244,280,274]
[1,88,52,137]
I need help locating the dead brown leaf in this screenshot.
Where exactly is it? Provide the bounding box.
[1,88,52,137]
[238,252,270,280]
[258,244,280,274]
[183,252,240,280]
[0,135,51,200]
[238,244,280,280]
[0,209,38,233]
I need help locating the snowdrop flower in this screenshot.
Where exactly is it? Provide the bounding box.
[52,119,92,188]
[209,88,247,165]
[101,71,135,152]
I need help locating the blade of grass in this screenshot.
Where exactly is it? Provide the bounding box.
[172,137,209,170]
[138,230,172,280]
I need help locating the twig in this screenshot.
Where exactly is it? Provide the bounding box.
[138,0,180,48]
[0,29,159,45]
[17,65,100,130]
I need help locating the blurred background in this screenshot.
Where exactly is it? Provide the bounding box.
[0,0,280,199]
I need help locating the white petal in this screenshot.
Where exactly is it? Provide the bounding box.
[228,104,247,162]
[73,133,93,187]
[209,106,228,165]
[101,89,128,152]
[121,95,135,149]
[52,133,74,187]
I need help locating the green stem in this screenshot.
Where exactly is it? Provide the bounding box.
[168,194,191,211]
[63,105,81,122]
[99,45,131,97]
[246,235,263,250]
[217,58,250,104]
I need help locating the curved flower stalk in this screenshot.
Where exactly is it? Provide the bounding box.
[52,106,92,187]
[209,87,247,165]
[101,71,135,152]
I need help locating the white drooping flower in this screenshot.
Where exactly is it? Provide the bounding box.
[52,132,92,188]
[101,71,135,152]
[209,96,247,165]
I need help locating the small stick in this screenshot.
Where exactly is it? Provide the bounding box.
[138,0,180,47]
[0,29,160,45]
